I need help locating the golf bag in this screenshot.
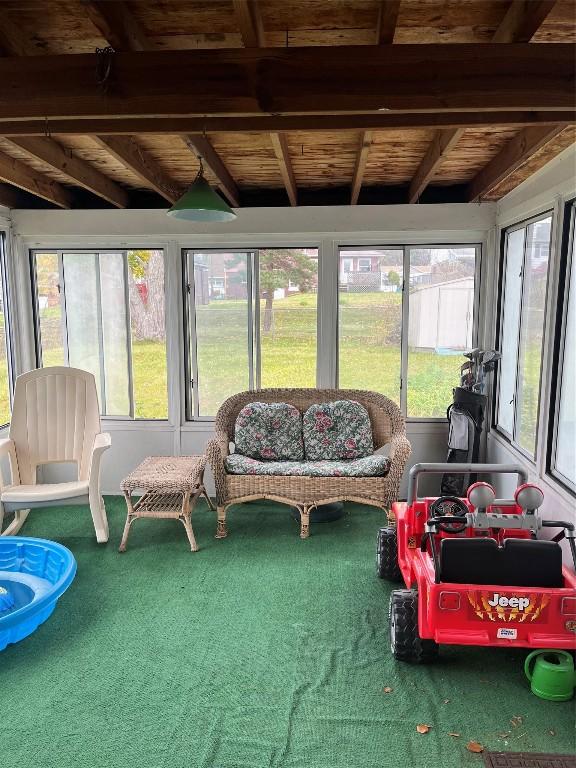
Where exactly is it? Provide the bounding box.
[440,387,486,496]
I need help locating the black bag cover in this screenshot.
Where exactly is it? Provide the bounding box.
[452,387,486,425]
[440,389,486,497]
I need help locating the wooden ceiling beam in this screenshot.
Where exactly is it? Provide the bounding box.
[184,134,240,208]
[407,1,560,204]
[350,131,373,205]
[92,136,180,204]
[83,4,184,206]
[5,137,129,207]
[0,45,573,120]
[232,0,265,47]
[0,183,25,209]
[0,111,571,137]
[492,0,557,43]
[0,151,73,207]
[376,1,401,44]
[82,1,150,51]
[461,0,561,202]
[408,128,464,203]
[270,133,297,206]
[467,124,567,201]
[0,9,30,57]
[0,2,148,207]
[0,41,81,209]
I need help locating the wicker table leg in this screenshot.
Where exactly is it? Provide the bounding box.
[215,504,228,539]
[119,490,136,552]
[179,490,199,552]
[195,467,215,512]
[202,489,215,511]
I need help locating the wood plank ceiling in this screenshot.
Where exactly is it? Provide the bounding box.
[0,0,573,210]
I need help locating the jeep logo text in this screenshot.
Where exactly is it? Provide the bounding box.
[487,593,530,610]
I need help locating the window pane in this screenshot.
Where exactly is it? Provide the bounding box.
[555,220,576,484]
[127,250,168,419]
[99,252,130,416]
[497,228,525,436]
[192,251,250,417]
[62,253,102,402]
[338,248,403,402]
[35,252,65,367]
[259,248,318,388]
[0,240,10,426]
[35,250,167,420]
[408,247,476,417]
[516,217,552,455]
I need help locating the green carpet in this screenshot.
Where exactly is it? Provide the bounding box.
[1,499,574,768]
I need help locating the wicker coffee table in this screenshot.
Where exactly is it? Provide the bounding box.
[119,456,214,552]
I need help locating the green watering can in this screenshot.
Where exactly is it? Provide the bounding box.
[524,650,576,701]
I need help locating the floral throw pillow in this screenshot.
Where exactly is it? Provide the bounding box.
[234,402,304,461]
[303,400,374,461]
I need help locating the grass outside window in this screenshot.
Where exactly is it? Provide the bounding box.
[39,292,473,421]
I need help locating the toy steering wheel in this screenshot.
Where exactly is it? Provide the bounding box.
[429,496,469,533]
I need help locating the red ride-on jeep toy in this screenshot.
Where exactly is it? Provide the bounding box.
[377,463,576,663]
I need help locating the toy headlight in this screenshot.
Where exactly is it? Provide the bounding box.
[467,482,495,510]
[515,484,544,512]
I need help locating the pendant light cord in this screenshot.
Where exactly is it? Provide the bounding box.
[195,156,205,182]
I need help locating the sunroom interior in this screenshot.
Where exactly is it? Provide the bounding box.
[0,2,575,767]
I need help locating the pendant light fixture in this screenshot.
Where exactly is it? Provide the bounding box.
[167,156,237,222]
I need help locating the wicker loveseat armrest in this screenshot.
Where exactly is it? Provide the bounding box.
[212,430,229,456]
[205,433,229,505]
[388,432,411,463]
[386,432,412,501]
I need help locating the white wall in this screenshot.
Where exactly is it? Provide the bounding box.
[486,145,576,547]
[10,205,495,239]
[7,203,496,497]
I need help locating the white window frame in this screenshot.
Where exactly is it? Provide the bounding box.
[550,199,576,494]
[337,243,482,421]
[495,211,554,459]
[357,257,372,273]
[30,248,170,421]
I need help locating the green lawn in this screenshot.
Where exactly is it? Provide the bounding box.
[43,341,168,420]
[0,290,542,440]
[24,292,476,420]
[0,358,9,426]
[194,292,464,418]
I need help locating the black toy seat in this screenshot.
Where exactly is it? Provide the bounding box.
[440,538,499,585]
[440,538,563,587]
[501,538,564,588]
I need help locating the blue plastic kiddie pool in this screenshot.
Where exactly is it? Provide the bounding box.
[0,537,77,651]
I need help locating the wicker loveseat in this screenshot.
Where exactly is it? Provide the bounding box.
[206,388,411,539]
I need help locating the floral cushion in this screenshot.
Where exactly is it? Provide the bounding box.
[303,400,374,461]
[224,453,391,477]
[234,402,304,461]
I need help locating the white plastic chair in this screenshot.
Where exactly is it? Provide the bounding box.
[0,367,111,542]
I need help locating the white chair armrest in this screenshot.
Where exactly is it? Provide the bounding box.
[0,438,15,458]
[87,433,111,544]
[88,433,111,487]
[0,438,20,489]
[93,432,112,454]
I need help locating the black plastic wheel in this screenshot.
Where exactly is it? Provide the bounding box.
[389,589,439,663]
[376,527,402,581]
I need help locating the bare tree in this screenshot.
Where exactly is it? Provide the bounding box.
[127,250,165,341]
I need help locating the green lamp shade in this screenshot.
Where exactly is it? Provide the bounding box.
[167,176,237,222]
